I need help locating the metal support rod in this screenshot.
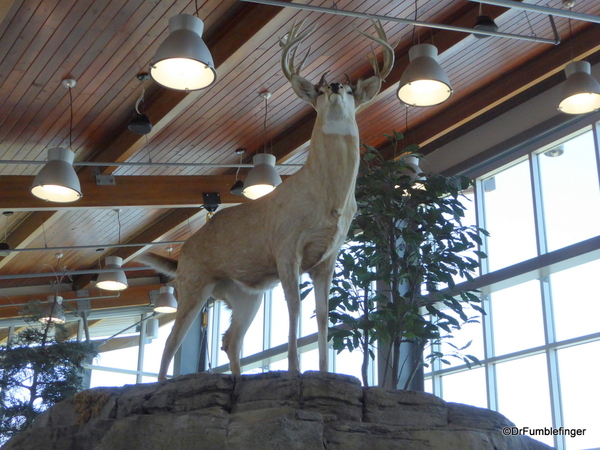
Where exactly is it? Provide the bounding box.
[1,240,186,254]
[472,0,600,25]
[0,160,302,168]
[239,0,558,44]
[0,265,153,280]
[0,293,120,309]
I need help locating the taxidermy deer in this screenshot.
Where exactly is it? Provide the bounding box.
[143,20,394,381]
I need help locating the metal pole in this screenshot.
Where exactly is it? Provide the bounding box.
[0,265,152,280]
[239,0,558,44]
[0,160,303,168]
[1,240,186,253]
[473,0,600,25]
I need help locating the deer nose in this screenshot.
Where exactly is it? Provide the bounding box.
[330,83,342,93]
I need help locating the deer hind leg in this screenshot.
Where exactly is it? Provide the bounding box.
[220,283,263,376]
[309,256,336,373]
[278,260,302,373]
[158,281,214,381]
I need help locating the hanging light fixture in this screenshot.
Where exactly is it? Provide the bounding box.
[96,210,128,291]
[473,3,498,39]
[397,44,453,107]
[149,14,217,91]
[243,92,282,200]
[230,149,246,196]
[128,74,153,135]
[154,285,178,313]
[558,61,600,114]
[0,211,13,257]
[31,79,82,203]
[39,295,66,325]
[96,256,128,291]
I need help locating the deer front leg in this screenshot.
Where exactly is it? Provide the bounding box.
[309,256,336,373]
[278,260,302,373]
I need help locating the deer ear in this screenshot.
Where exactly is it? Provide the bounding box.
[354,76,381,108]
[291,75,318,106]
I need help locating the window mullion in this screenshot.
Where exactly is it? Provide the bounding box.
[529,152,547,256]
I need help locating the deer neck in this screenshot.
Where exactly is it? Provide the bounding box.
[302,108,360,206]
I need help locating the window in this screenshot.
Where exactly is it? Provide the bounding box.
[425,124,600,450]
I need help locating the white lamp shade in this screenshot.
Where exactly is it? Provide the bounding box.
[39,295,66,324]
[397,44,453,107]
[242,153,282,200]
[154,286,178,313]
[31,147,82,203]
[150,14,217,91]
[96,256,129,291]
[558,61,600,114]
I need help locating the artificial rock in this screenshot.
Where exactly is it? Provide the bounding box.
[4,371,553,450]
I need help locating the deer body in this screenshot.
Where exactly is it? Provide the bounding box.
[148,21,394,380]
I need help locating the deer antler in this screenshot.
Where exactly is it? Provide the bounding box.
[356,20,396,82]
[279,20,317,82]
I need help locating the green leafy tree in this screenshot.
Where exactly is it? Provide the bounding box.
[0,301,97,444]
[328,132,488,388]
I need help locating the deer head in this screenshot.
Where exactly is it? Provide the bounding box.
[280,20,395,115]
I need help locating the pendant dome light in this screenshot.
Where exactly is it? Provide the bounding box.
[39,295,66,325]
[243,92,282,200]
[558,61,600,114]
[154,285,178,313]
[96,256,129,291]
[31,79,82,203]
[149,14,217,91]
[243,153,282,199]
[397,44,453,107]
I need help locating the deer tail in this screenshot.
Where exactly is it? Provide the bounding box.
[137,253,178,279]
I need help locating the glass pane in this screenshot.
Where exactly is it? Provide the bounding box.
[242,299,264,357]
[142,320,174,376]
[89,370,137,388]
[424,377,433,394]
[300,348,319,372]
[552,259,600,341]
[482,160,538,271]
[441,367,487,409]
[558,342,600,450]
[538,130,600,252]
[216,301,231,367]
[495,354,553,446]
[270,284,289,347]
[334,348,365,382]
[438,305,484,368]
[490,280,545,356]
[94,338,139,371]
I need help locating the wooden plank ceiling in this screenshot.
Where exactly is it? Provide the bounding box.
[1,0,599,321]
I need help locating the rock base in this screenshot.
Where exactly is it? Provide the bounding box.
[4,371,553,450]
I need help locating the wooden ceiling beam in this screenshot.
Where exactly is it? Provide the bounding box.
[88,1,296,175]
[0,175,251,210]
[71,207,206,290]
[0,2,294,280]
[379,23,600,159]
[0,283,160,320]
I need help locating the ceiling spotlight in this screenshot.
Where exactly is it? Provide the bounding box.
[397,44,453,107]
[558,61,600,114]
[154,286,178,313]
[230,179,245,196]
[96,256,129,291]
[0,211,13,257]
[128,113,153,135]
[149,14,217,91]
[473,15,498,39]
[242,153,282,200]
[39,295,66,325]
[544,147,564,157]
